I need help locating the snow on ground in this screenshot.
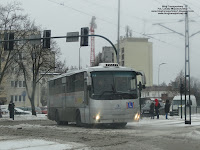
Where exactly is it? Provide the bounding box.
[1,113,200,149]
[1,113,48,121]
[0,137,89,150]
[129,114,200,127]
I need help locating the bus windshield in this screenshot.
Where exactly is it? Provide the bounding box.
[91,71,138,100]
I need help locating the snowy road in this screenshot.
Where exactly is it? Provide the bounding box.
[0,114,200,150]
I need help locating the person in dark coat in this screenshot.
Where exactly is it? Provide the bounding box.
[155,99,160,119]
[149,102,155,119]
[165,99,170,119]
[8,101,15,120]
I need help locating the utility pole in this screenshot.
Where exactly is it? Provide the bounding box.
[184,5,191,124]
[117,0,120,64]
[152,6,196,124]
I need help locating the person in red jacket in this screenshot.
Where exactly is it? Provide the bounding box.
[155,99,160,119]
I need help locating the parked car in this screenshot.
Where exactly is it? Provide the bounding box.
[17,107,42,114]
[35,107,42,114]
[1,108,9,114]
[40,106,47,114]
[0,105,9,114]
[142,102,165,116]
[14,108,31,115]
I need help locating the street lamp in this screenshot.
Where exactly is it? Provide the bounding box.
[158,63,166,86]
[158,63,166,98]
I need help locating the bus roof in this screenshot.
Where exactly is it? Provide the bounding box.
[48,63,137,82]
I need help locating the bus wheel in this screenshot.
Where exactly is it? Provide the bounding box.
[63,121,68,125]
[118,123,127,128]
[76,110,82,127]
[55,111,62,125]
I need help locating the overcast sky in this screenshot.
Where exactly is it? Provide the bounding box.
[2,0,200,85]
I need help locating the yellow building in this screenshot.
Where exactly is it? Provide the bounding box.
[115,37,153,86]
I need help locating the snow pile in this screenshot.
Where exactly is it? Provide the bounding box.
[179,130,200,140]
[1,114,48,121]
[0,138,90,150]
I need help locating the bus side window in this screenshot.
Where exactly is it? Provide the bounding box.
[75,73,84,92]
[66,77,69,93]
[69,75,75,92]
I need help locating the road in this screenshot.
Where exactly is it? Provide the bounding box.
[0,115,200,150]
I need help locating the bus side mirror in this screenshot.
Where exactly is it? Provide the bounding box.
[136,71,146,87]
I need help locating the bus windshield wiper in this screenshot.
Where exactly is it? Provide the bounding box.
[99,90,114,97]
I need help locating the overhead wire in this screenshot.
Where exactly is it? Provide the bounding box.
[47,0,184,49]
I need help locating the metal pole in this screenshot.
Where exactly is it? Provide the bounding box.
[117,0,120,64]
[180,79,183,119]
[158,63,166,98]
[79,47,81,70]
[158,66,160,98]
[184,5,191,124]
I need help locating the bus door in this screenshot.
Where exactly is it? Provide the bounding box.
[83,72,90,123]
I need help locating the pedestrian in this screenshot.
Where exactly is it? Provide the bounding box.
[155,99,160,119]
[165,99,170,119]
[149,102,155,119]
[8,101,15,120]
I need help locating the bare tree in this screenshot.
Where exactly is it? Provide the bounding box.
[0,2,30,104]
[0,2,65,115]
[55,59,68,73]
[169,70,200,105]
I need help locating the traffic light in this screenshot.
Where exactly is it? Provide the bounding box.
[4,32,14,50]
[43,30,51,49]
[80,27,89,46]
[180,83,184,94]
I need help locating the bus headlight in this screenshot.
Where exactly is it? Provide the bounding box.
[95,114,100,121]
[93,114,101,121]
[134,113,140,121]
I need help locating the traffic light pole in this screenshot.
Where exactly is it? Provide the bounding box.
[0,34,118,61]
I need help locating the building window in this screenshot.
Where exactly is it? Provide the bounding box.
[19,95,21,102]
[122,54,124,60]
[23,95,26,101]
[11,81,14,87]
[19,81,22,87]
[11,95,14,102]
[121,48,124,54]
[122,61,124,66]
[147,92,149,96]
[15,95,18,101]
[23,81,26,87]
[15,81,18,87]
[112,53,114,62]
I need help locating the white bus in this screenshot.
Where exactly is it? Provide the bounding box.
[47,63,146,127]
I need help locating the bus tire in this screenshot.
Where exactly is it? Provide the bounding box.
[76,110,82,127]
[63,121,68,125]
[55,111,62,125]
[118,123,127,128]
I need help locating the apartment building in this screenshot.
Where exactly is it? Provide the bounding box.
[113,37,153,86]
